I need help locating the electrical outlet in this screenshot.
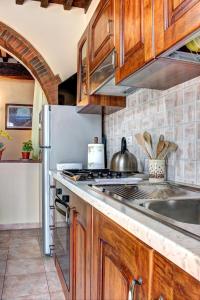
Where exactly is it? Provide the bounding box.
[126,136,133,146]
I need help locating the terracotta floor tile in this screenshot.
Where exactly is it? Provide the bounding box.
[0,235,10,250]
[43,257,56,273]
[0,260,6,275]
[2,273,48,299]
[46,271,62,293]
[0,249,8,260]
[0,231,10,238]
[9,237,39,248]
[6,258,45,276]
[9,229,39,238]
[50,291,66,300]
[0,275,4,298]
[2,293,51,300]
[8,244,41,259]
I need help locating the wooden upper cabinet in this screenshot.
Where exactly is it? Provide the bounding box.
[92,209,153,300]
[77,23,125,114]
[89,0,115,73]
[77,27,89,107]
[115,0,154,84]
[155,0,200,55]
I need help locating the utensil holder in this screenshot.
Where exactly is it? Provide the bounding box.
[149,159,166,183]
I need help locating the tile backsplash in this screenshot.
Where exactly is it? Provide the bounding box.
[104,76,200,185]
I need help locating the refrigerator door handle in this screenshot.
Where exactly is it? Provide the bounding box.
[40,146,51,149]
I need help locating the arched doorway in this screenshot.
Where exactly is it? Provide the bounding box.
[0,21,61,104]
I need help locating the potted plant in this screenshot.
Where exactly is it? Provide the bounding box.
[0,129,12,160]
[22,140,33,160]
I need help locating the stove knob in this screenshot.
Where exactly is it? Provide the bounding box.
[107,171,113,178]
[98,172,103,178]
[88,172,94,179]
[116,172,122,178]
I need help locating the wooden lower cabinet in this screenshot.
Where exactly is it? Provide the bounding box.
[71,195,92,300]
[92,209,153,300]
[152,253,200,300]
[54,186,92,300]
[55,186,200,300]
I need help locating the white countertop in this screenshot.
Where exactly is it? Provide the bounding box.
[52,171,200,281]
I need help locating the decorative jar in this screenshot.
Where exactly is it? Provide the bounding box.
[149,159,166,183]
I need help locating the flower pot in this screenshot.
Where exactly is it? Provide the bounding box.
[0,150,3,160]
[22,152,30,160]
[0,148,5,160]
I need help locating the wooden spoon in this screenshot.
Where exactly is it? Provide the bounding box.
[157,141,169,159]
[135,133,152,158]
[143,131,153,148]
[163,142,178,159]
[143,131,154,158]
[156,135,165,158]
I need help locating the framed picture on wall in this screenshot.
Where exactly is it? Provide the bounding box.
[5,104,33,130]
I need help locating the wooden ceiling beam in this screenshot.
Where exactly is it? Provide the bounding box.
[40,0,49,8]
[16,0,92,10]
[16,0,25,5]
[0,62,33,80]
[64,0,74,10]
[84,0,92,12]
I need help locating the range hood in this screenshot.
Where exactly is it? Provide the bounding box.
[120,35,200,91]
[90,35,200,94]
[90,51,137,96]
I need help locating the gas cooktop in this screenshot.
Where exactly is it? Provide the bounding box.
[62,169,142,183]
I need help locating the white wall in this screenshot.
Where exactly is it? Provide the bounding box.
[0,162,40,227]
[0,78,35,160]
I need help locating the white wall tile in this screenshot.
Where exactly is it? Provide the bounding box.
[105,76,200,185]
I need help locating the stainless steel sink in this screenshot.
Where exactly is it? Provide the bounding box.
[89,182,200,240]
[141,199,200,225]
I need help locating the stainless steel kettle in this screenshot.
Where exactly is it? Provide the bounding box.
[110,137,138,172]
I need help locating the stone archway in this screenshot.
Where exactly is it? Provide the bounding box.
[0,21,61,104]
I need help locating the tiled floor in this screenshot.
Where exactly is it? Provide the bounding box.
[0,229,65,300]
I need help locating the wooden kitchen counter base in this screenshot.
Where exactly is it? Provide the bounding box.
[54,177,200,300]
[52,171,200,283]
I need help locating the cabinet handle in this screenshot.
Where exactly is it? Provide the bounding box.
[158,296,164,300]
[128,277,143,300]
[107,19,113,34]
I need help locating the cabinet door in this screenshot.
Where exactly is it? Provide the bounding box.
[89,0,114,73]
[77,27,89,106]
[72,195,92,300]
[151,253,174,300]
[92,209,153,300]
[155,0,200,55]
[115,0,154,84]
[152,252,200,300]
[173,266,200,300]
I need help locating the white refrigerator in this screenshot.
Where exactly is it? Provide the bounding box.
[39,105,101,255]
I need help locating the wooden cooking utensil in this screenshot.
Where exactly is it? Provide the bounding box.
[143,131,154,158]
[164,142,178,159]
[135,133,152,158]
[143,131,153,148]
[157,141,169,159]
[156,135,165,158]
